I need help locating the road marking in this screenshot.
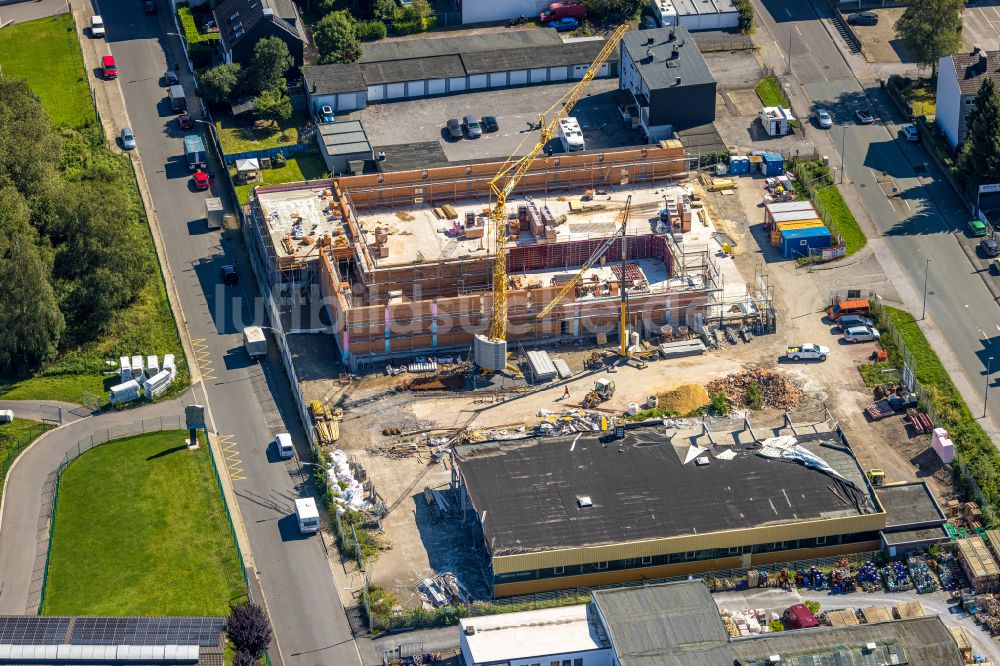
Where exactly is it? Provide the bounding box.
[219,434,246,481]
[191,337,216,380]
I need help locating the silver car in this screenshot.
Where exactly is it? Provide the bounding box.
[816,108,833,129]
[843,325,880,343]
[120,127,136,150]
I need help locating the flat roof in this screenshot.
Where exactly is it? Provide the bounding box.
[319,121,372,157]
[729,617,965,665]
[458,425,878,555]
[592,582,732,666]
[882,525,950,547]
[620,26,715,91]
[877,482,947,529]
[460,605,609,664]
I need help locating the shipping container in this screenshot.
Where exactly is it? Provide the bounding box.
[764,200,816,226]
[781,226,832,258]
[770,219,824,246]
[761,152,784,177]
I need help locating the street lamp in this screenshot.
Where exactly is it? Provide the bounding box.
[921,258,932,321]
[986,356,994,419]
[166,32,192,73]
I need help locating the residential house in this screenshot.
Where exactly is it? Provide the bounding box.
[214,0,305,68]
[936,46,1000,149]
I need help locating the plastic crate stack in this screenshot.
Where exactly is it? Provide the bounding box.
[856,561,881,592]
[936,553,965,591]
[881,561,914,592]
[907,555,938,594]
[797,567,828,590]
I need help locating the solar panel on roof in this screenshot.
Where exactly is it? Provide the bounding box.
[0,616,71,645]
[70,616,223,646]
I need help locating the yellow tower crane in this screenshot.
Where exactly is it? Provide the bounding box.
[535,195,632,357]
[484,24,629,348]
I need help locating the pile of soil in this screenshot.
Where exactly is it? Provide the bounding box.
[656,384,710,415]
[706,368,803,410]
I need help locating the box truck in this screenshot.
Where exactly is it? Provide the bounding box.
[295,498,320,534]
[183,135,206,171]
[168,84,186,111]
[243,326,267,359]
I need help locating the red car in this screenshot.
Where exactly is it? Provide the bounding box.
[178,112,193,130]
[102,55,118,79]
[193,170,210,191]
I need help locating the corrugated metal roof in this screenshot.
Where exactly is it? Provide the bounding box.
[592,582,734,666]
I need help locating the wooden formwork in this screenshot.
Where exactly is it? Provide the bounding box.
[957,537,1000,593]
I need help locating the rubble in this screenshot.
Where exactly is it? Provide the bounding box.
[326,449,371,513]
[418,572,471,609]
[706,368,803,410]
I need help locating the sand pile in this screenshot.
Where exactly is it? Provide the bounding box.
[656,384,710,415]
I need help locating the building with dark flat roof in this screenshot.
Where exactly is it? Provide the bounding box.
[619,25,716,141]
[302,30,619,116]
[456,423,886,597]
[877,481,949,555]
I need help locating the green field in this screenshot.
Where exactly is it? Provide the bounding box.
[233,154,329,204]
[0,419,53,495]
[0,14,188,404]
[0,14,94,128]
[43,431,246,615]
[755,76,789,108]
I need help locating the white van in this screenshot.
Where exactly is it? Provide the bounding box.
[275,432,294,459]
[295,498,320,534]
[557,116,585,152]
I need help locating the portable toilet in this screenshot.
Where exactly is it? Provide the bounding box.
[781,226,832,258]
[762,152,784,177]
[728,155,749,175]
[119,356,133,382]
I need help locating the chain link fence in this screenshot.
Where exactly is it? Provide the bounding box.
[0,422,53,497]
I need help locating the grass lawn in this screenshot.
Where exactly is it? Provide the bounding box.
[43,430,246,616]
[902,78,936,118]
[215,112,306,155]
[233,154,329,204]
[814,185,867,255]
[0,419,53,495]
[755,75,789,108]
[177,6,218,44]
[0,14,94,128]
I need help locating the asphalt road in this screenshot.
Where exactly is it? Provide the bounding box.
[98,2,358,664]
[752,0,852,84]
[0,0,68,25]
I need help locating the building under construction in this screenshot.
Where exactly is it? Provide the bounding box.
[246,142,773,371]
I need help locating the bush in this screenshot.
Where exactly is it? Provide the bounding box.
[768,620,785,632]
[226,603,272,659]
[804,600,820,616]
[356,20,387,41]
[745,382,762,410]
[232,651,258,666]
[735,0,754,34]
[708,392,728,416]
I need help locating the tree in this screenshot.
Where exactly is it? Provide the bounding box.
[253,87,293,125]
[197,63,242,105]
[0,187,64,373]
[232,651,258,666]
[895,0,963,74]
[958,78,1000,195]
[583,0,645,21]
[244,37,293,96]
[315,11,362,64]
[373,0,396,20]
[0,79,61,199]
[227,603,272,659]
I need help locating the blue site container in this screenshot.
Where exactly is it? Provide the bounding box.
[728,155,749,175]
[781,225,832,258]
[762,152,784,177]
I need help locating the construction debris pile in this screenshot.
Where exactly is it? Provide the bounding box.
[310,401,343,446]
[720,608,780,637]
[536,408,610,435]
[326,449,370,513]
[418,572,470,609]
[706,368,803,410]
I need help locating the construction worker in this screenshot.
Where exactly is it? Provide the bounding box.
[563,385,570,399]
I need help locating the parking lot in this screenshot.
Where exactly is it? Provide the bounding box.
[850,4,1000,64]
[342,78,640,165]
[962,4,1000,53]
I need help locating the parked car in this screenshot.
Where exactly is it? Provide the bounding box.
[854,108,874,124]
[786,343,829,362]
[120,127,136,150]
[144,1,157,14]
[982,237,1000,257]
[463,115,482,139]
[319,105,335,123]
[836,314,874,331]
[178,112,193,130]
[843,325,881,343]
[481,115,499,133]
[221,264,239,285]
[549,17,579,31]
[446,118,463,140]
[900,123,920,142]
[815,108,833,128]
[539,0,587,22]
[192,170,210,191]
[970,219,989,237]
[164,69,179,86]
[783,604,820,629]
[101,55,118,79]
[847,11,878,26]
[827,298,871,321]
[90,14,105,38]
